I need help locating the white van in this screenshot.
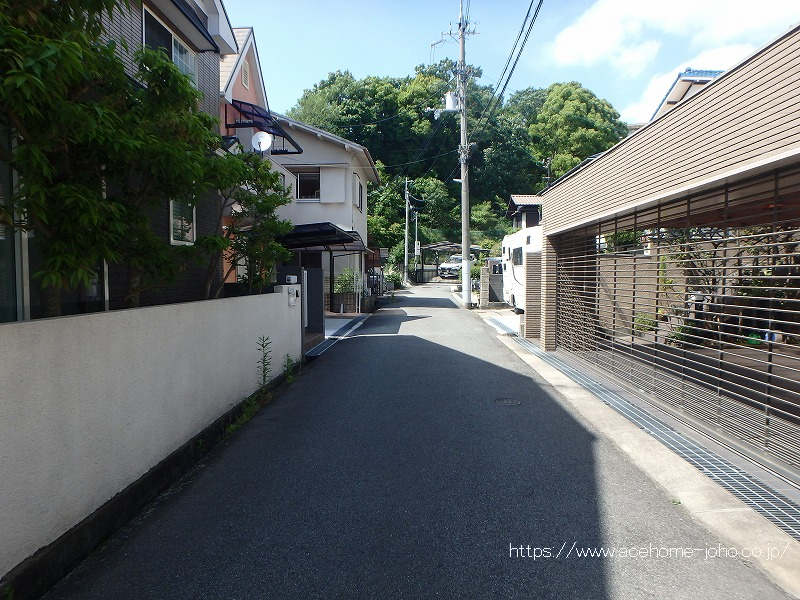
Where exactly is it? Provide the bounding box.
[501,226,542,313]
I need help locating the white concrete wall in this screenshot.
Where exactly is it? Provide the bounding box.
[0,288,302,576]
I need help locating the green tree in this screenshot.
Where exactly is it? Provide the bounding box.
[0,0,129,315]
[504,87,547,127]
[529,82,627,178]
[0,0,231,314]
[199,150,292,297]
[109,47,219,307]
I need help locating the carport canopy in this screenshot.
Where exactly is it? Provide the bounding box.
[421,241,489,255]
[279,222,366,252]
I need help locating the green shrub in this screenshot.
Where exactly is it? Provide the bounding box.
[333,267,357,293]
[384,265,403,288]
[633,313,657,334]
[470,262,482,280]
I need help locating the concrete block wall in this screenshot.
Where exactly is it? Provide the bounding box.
[479,267,489,308]
[0,289,302,577]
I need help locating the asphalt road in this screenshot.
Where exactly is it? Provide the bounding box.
[45,285,791,599]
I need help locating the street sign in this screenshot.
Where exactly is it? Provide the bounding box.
[414,240,421,256]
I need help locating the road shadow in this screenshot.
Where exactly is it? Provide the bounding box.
[380,293,457,309]
[43,334,608,600]
[356,310,430,335]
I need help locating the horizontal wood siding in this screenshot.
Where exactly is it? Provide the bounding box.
[524,252,541,339]
[541,26,800,233]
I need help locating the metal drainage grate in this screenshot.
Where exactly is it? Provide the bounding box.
[486,317,800,541]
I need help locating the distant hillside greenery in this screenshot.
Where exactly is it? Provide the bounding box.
[288,61,627,263]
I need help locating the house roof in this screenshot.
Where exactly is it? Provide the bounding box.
[651,68,724,121]
[510,195,540,205]
[272,114,381,184]
[506,194,542,217]
[219,27,268,107]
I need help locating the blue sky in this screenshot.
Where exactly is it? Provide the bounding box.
[223,0,800,123]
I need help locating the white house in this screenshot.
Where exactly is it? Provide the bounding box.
[270,114,380,290]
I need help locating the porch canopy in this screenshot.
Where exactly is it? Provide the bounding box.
[279,222,365,253]
[421,241,489,255]
[226,99,303,154]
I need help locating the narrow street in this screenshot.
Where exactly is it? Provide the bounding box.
[45,285,790,599]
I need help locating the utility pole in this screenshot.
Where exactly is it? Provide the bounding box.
[403,177,409,284]
[457,0,471,306]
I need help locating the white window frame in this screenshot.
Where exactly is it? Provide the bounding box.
[296,171,321,202]
[353,173,363,212]
[143,7,198,87]
[169,199,196,246]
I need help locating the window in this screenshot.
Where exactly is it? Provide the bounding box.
[353,175,363,212]
[297,172,321,200]
[512,247,522,266]
[241,60,250,89]
[526,236,531,245]
[172,38,196,85]
[170,200,195,245]
[144,9,197,85]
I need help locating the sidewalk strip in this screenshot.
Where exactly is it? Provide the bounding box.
[484,317,800,541]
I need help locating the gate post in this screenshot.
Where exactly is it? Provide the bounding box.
[479,266,489,308]
[524,252,541,339]
[540,235,558,351]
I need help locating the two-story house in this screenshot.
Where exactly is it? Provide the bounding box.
[103,0,239,309]
[1,0,239,322]
[270,115,379,306]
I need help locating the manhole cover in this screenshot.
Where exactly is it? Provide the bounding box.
[494,397,521,406]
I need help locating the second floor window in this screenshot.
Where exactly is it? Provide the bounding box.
[297,172,321,200]
[144,9,197,86]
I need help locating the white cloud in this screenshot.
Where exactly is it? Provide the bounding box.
[620,44,756,123]
[551,0,800,76]
[614,40,661,77]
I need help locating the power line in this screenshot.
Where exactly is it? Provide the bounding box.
[421,0,544,182]
[472,0,544,139]
[474,0,536,125]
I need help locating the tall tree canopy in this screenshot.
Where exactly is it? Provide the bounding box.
[529,82,627,178]
[288,67,627,264]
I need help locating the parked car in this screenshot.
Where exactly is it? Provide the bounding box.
[438,254,474,278]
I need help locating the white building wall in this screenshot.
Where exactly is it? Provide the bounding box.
[0,289,302,576]
[271,129,369,243]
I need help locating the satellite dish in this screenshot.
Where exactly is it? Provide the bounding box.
[252,131,274,152]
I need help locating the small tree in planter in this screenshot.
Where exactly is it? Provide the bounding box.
[332,267,358,312]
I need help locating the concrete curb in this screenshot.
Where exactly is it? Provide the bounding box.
[495,334,800,599]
